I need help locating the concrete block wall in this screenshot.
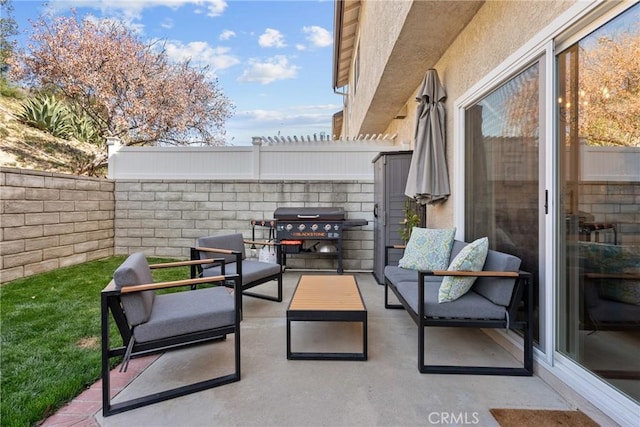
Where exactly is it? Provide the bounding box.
[579,182,640,245]
[1,167,115,283]
[115,180,375,271]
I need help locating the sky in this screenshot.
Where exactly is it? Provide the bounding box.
[9,0,340,145]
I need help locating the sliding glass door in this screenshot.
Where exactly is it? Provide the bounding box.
[465,61,544,342]
[556,4,640,403]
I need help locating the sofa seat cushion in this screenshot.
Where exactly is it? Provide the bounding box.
[396,281,506,320]
[384,266,443,287]
[203,261,280,285]
[133,286,235,343]
[588,297,640,325]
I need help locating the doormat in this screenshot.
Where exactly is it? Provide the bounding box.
[490,408,599,427]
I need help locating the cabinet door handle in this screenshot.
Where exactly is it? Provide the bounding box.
[374,204,378,218]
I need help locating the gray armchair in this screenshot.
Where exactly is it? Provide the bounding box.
[101,252,241,416]
[191,233,283,311]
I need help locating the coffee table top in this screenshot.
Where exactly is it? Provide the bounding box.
[288,275,365,311]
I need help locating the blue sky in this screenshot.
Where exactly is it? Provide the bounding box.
[10,0,340,145]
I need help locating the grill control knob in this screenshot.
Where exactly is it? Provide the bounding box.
[286,224,293,231]
[298,224,306,231]
[311,223,318,231]
[324,224,332,231]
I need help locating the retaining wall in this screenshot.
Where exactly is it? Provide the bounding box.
[1,167,115,282]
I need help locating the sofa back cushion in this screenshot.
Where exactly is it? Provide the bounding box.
[198,233,246,267]
[113,252,155,326]
[450,240,467,262]
[473,249,521,307]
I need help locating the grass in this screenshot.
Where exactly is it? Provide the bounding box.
[0,256,188,427]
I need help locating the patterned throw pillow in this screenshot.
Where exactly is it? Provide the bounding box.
[438,237,489,303]
[398,227,456,271]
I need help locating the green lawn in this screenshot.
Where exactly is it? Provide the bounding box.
[0,256,187,427]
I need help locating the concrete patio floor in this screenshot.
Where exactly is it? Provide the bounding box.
[87,271,615,427]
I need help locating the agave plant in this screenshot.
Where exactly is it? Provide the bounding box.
[67,103,101,144]
[18,94,74,139]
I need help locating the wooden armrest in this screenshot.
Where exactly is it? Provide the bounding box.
[149,258,224,269]
[585,273,640,280]
[193,246,237,255]
[386,244,406,250]
[120,275,228,294]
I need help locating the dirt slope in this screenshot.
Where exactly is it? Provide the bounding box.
[0,95,102,176]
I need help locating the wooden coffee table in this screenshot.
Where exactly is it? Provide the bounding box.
[286,274,367,361]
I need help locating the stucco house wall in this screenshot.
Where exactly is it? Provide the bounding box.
[380,1,577,229]
[346,1,412,134]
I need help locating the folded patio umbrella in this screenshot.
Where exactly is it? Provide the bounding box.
[405,68,450,205]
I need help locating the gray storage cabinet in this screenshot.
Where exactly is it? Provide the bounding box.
[372,151,413,284]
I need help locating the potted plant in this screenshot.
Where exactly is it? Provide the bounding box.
[399,199,421,244]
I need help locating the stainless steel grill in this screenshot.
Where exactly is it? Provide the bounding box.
[273,207,367,274]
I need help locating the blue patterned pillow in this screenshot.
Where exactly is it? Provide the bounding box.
[398,227,456,271]
[438,237,489,303]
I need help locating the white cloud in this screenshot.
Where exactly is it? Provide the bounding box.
[219,29,236,41]
[258,28,287,48]
[44,1,228,22]
[201,0,228,17]
[84,14,146,35]
[302,26,332,48]
[295,44,306,51]
[165,41,240,71]
[237,56,299,85]
[225,104,339,144]
[160,18,174,29]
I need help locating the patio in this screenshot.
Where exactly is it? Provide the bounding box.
[49,271,613,426]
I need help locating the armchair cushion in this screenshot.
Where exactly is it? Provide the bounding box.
[134,286,235,343]
[398,227,456,271]
[201,260,281,285]
[198,234,246,265]
[113,252,155,325]
[438,237,489,303]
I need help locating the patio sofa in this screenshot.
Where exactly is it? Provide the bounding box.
[579,241,640,331]
[384,234,533,376]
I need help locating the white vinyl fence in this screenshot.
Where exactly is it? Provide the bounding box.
[107,137,409,180]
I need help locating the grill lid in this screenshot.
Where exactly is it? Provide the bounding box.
[274,207,345,221]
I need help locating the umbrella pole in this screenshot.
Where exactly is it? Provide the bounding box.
[419,204,426,227]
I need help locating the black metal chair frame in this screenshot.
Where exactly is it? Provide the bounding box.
[191,240,283,309]
[384,245,534,376]
[101,259,242,416]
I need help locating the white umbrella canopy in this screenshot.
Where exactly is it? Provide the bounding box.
[405,68,450,205]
